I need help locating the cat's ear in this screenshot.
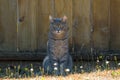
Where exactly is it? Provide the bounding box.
[62,16,67,22]
[49,15,53,22]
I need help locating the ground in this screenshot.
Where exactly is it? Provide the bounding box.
[0,60,120,80]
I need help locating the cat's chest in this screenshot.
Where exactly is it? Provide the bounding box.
[49,39,67,47]
[48,39,68,58]
[49,31,68,40]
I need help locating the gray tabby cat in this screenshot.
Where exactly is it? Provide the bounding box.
[43,16,73,76]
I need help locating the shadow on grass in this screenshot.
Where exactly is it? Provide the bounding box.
[0,60,120,78]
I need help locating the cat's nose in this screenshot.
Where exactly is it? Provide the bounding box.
[57,28,61,33]
[57,30,60,33]
[57,30,61,33]
[58,28,60,30]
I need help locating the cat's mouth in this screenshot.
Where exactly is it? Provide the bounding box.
[52,31,66,39]
[54,31,65,35]
[52,30,62,34]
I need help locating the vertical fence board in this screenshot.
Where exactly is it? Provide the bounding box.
[72,0,91,55]
[93,0,110,51]
[54,0,73,50]
[30,0,37,51]
[18,0,37,51]
[110,0,120,50]
[36,0,52,51]
[0,0,17,51]
[18,0,30,51]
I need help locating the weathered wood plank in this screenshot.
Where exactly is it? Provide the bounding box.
[72,0,91,55]
[0,0,17,51]
[18,0,37,51]
[93,0,110,51]
[36,0,52,51]
[110,0,120,50]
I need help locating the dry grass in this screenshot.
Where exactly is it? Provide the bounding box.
[0,60,120,80]
[2,69,120,80]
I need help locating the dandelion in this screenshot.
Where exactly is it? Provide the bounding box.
[80,66,83,69]
[8,67,10,70]
[54,67,58,71]
[97,60,99,63]
[30,68,34,72]
[118,63,120,66]
[106,61,109,64]
[53,63,58,66]
[65,68,70,72]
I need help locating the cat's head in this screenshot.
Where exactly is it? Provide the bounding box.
[49,16,68,39]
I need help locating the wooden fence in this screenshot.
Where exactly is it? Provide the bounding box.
[0,0,120,60]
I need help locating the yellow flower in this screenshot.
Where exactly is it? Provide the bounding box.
[41,77,45,80]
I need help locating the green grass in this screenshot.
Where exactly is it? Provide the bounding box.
[0,59,120,80]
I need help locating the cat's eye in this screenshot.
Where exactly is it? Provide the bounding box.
[53,25,59,30]
[60,25,65,29]
[59,24,63,28]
